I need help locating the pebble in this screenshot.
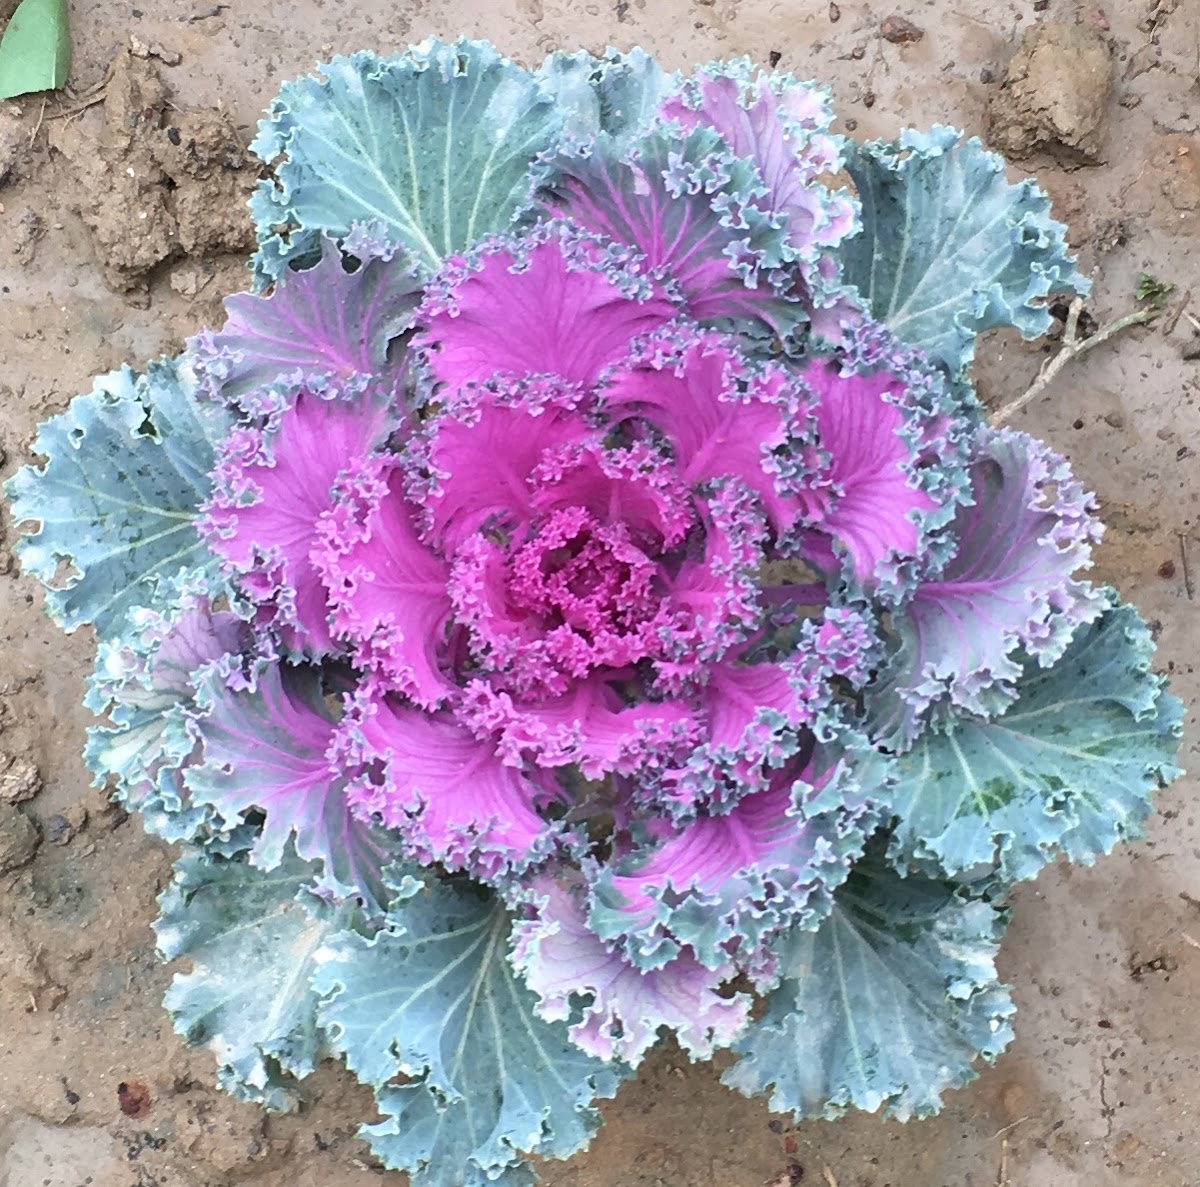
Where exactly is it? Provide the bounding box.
[881,15,924,44]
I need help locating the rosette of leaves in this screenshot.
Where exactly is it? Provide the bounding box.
[3,39,1182,1186]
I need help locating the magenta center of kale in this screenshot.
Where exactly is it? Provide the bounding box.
[508,506,660,638]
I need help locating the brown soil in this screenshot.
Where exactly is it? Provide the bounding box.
[2,2,1199,1186]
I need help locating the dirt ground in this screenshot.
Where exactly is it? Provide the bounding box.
[1,1,1199,1185]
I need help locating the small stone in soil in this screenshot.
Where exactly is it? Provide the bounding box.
[829,1,840,20]
[881,14,924,43]
[117,1081,153,1119]
[1158,559,1177,579]
[46,815,74,845]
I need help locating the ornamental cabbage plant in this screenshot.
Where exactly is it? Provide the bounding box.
[5,40,1184,1185]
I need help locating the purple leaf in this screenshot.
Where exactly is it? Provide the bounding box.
[343,684,566,880]
[665,479,768,669]
[605,328,820,535]
[664,607,876,815]
[545,128,798,332]
[660,63,857,267]
[462,676,700,781]
[797,356,938,584]
[590,760,875,972]
[201,389,396,653]
[512,873,750,1064]
[869,427,1106,748]
[416,231,675,393]
[186,661,391,913]
[530,438,696,552]
[316,458,455,708]
[190,236,423,413]
[416,385,598,552]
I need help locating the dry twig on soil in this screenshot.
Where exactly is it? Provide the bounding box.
[991,296,1159,425]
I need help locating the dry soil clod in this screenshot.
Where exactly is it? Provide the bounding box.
[0,753,40,803]
[45,48,257,296]
[0,803,40,873]
[989,22,1115,163]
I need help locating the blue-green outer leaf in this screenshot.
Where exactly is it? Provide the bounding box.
[250,39,563,281]
[4,357,227,639]
[155,847,356,1110]
[534,47,676,147]
[312,880,626,1186]
[842,127,1089,377]
[722,858,1014,1120]
[884,596,1184,884]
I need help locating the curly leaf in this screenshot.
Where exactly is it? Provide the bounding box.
[312,880,626,1186]
[885,597,1184,884]
[842,127,1088,376]
[512,873,750,1066]
[4,358,227,638]
[250,39,562,279]
[590,764,876,973]
[187,661,392,915]
[867,427,1106,749]
[84,575,253,848]
[201,387,398,655]
[722,857,1014,1120]
[535,47,676,146]
[155,847,355,1110]
[190,234,423,412]
[660,60,857,268]
[545,126,801,333]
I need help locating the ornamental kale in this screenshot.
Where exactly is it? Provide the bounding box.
[5,39,1183,1185]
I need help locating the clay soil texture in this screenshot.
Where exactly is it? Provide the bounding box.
[1,1,1199,1185]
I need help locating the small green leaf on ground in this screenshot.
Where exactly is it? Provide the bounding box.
[0,0,70,100]
[1136,272,1176,309]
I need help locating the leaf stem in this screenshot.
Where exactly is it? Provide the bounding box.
[990,298,1159,426]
